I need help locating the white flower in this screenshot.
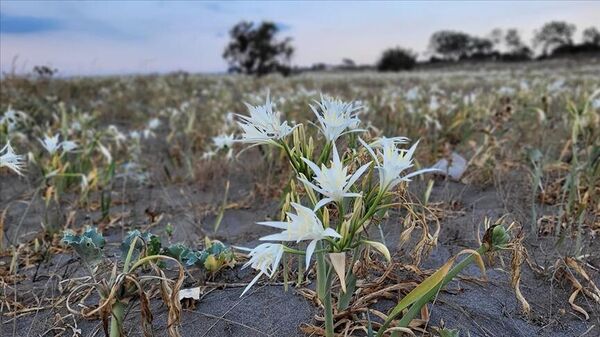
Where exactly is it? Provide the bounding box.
[405,87,420,101]
[60,140,78,153]
[361,137,439,193]
[212,133,235,150]
[310,95,362,142]
[0,142,25,176]
[71,121,82,131]
[498,86,515,96]
[202,150,215,160]
[239,243,285,296]
[142,129,155,139]
[370,136,409,148]
[107,125,127,146]
[38,134,61,155]
[98,143,113,163]
[1,109,29,132]
[236,93,293,145]
[129,131,141,140]
[147,118,161,130]
[428,96,440,111]
[38,134,78,155]
[259,203,341,267]
[548,79,565,93]
[299,144,371,210]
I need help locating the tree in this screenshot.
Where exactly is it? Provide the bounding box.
[503,29,532,60]
[488,28,504,47]
[341,58,356,70]
[377,48,416,71]
[466,37,494,57]
[532,21,576,55]
[582,27,600,46]
[223,21,294,76]
[429,30,472,60]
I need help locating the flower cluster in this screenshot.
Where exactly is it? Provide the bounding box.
[0,142,25,176]
[236,92,438,297]
[38,133,78,155]
[236,93,294,146]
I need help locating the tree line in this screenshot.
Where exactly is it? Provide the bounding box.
[223,21,600,76]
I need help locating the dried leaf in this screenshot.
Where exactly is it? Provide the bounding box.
[329,252,347,293]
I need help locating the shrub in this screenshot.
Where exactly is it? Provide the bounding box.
[377,47,416,71]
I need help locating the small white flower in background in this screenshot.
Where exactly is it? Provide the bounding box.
[299,144,371,210]
[71,121,82,131]
[212,133,235,150]
[239,243,285,296]
[107,125,127,146]
[370,136,409,148]
[236,92,293,145]
[147,118,161,130]
[424,114,442,131]
[310,95,363,142]
[1,109,30,132]
[498,86,515,96]
[202,150,215,160]
[428,96,440,111]
[361,137,439,193]
[259,203,341,267]
[97,143,113,163]
[463,92,478,105]
[0,142,26,176]
[60,140,78,153]
[38,134,78,155]
[548,79,565,93]
[591,98,600,110]
[129,131,141,140]
[38,134,61,155]
[405,87,420,101]
[142,129,155,139]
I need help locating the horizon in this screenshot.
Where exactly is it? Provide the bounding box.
[1,1,599,76]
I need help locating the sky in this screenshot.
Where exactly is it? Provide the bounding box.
[1,1,599,76]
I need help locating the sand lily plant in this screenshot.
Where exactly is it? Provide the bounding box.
[236,92,442,336]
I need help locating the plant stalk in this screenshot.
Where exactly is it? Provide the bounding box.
[109,300,126,337]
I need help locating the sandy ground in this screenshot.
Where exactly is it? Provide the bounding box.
[1,148,599,337]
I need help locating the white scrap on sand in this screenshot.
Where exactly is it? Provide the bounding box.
[432,152,467,181]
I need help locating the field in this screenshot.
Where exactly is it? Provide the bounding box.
[1,60,599,337]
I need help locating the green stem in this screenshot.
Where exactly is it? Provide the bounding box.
[109,300,126,337]
[122,236,138,273]
[316,247,334,337]
[316,246,328,300]
[323,269,334,337]
[281,141,301,175]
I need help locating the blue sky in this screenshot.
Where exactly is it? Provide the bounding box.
[1,1,598,75]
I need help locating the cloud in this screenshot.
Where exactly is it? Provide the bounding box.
[0,13,62,34]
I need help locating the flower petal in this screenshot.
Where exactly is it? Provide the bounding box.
[314,197,334,211]
[305,240,318,268]
[241,271,264,297]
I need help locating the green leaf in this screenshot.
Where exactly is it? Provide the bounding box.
[377,258,454,336]
[121,230,162,261]
[62,227,105,266]
[165,243,192,261]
